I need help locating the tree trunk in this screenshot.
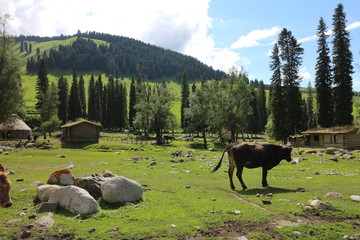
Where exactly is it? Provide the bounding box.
[202,128,207,149]
[156,130,162,145]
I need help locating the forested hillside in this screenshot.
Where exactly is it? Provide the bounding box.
[17,31,225,81]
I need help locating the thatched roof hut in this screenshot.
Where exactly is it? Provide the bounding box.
[61,119,101,143]
[0,115,32,140]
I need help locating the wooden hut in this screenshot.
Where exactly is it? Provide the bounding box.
[0,114,32,140]
[301,126,360,148]
[61,119,101,143]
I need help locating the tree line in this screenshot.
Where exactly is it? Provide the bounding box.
[24,32,225,82]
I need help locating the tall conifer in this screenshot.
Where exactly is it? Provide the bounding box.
[315,17,333,127]
[35,59,49,111]
[181,71,190,130]
[57,76,68,124]
[332,3,354,125]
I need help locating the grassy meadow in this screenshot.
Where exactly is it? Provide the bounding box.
[0,138,359,239]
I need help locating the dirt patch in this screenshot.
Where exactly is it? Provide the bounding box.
[185,221,284,240]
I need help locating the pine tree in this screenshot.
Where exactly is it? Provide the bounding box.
[315,17,333,127]
[257,81,267,132]
[278,28,304,135]
[128,77,137,129]
[68,69,82,121]
[0,14,24,123]
[332,3,354,126]
[78,75,87,118]
[181,71,190,130]
[57,76,68,124]
[41,82,59,122]
[94,76,102,122]
[268,43,286,141]
[87,74,96,121]
[306,82,315,129]
[35,59,49,111]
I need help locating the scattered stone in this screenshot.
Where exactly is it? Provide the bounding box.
[262,200,272,205]
[34,202,58,213]
[19,189,27,192]
[329,156,338,162]
[265,193,273,197]
[326,169,340,175]
[297,188,305,192]
[49,186,99,214]
[17,213,26,217]
[350,195,360,202]
[211,198,216,201]
[16,178,24,182]
[34,213,54,228]
[208,210,216,214]
[31,181,44,187]
[170,224,176,228]
[293,231,301,236]
[342,235,355,239]
[37,185,61,202]
[21,230,31,239]
[233,210,241,215]
[101,176,143,203]
[3,152,9,155]
[195,226,201,231]
[64,162,73,169]
[47,168,75,185]
[186,185,191,189]
[325,192,344,198]
[305,150,317,154]
[88,228,96,233]
[310,200,337,211]
[317,158,327,163]
[341,154,354,160]
[235,236,248,240]
[8,170,15,175]
[28,213,37,219]
[99,170,116,178]
[148,161,156,166]
[291,158,301,164]
[325,148,336,155]
[74,176,105,199]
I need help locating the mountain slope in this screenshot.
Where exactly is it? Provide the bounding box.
[16,32,225,82]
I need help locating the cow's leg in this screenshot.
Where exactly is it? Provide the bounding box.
[262,167,269,188]
[236,166,247,190]
[228,164,236,190]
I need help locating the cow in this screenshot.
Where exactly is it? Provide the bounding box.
[0,164,13,208]
[211,142,292,190]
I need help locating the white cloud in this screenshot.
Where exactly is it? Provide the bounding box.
[231,26,280,49]
[1,0,244,72]
[299,67,311,80]
[346,21,360,30]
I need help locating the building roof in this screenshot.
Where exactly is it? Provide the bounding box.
[61,119,101,128]
[0,114,31,131]
[302,126,359,134]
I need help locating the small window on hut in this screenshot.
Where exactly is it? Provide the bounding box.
[331,135,338,144]
[313,135,319,142]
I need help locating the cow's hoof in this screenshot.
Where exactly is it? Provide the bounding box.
[231,186,236,190]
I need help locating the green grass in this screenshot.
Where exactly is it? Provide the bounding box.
[0,139,359,239]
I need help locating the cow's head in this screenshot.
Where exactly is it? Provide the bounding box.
[0,171,12,208]
[281,145,293,162]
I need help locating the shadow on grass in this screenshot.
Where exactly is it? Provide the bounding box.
[235,187,300,196]
[98,198,143,210]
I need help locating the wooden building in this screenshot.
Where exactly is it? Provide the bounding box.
[0,114,32,140]
[61,120,101,143]
[301,126,360,149]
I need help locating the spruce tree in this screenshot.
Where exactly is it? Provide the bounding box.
[41,82,59,122]
[306,82,315,129]
[332,3,354,126]
[94,75,102,122]
[68,69,82,121]
[278,28,304,135]
[87,74,96,121]
[268,43,286,141]
[78,75,87,118]
[315,17,333,127]
[128,77,137,129]
[35,59,49,111]
[181,71,190,131]
[57,76,68,124]
[257,81,267,132]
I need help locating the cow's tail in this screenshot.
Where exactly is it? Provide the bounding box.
[211,146,229,173]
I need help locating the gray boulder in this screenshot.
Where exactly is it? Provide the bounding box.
[37,185,61,202]
[101,176,143,203]
[49,186,99,214]
[310,200,337,211]
[74,176,106,199]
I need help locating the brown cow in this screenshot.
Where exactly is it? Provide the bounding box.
[0,164,13,208]
[212,142,292,190]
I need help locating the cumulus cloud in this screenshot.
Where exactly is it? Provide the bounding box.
[231,26,280,49]
[1,0,245,72]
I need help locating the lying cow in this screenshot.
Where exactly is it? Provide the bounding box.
[212,142,292,190]
[0,164,13,208]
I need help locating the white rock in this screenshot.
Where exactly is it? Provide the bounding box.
[101,176,143,203]
[350,195,360,202]
[49,186,99,214]
[37,185,61,202]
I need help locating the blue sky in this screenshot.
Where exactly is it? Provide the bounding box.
[2,0,360,90]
